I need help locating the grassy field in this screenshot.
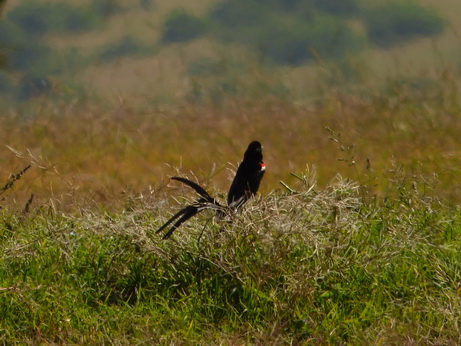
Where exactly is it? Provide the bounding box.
[1,166,461,343]
[1,71,461,342]
[1,67,461,207]
[1,0,461,343]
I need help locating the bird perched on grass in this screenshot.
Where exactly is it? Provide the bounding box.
[156,141,266,239]
[227,140,266,209]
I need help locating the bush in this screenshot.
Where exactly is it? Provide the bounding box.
[6,1,100,36]
[0,19,29,47]
[256,0,306,11]
[6,2,52,37]
[0,1,95,81]
[3,37,66,80]
[314,0,359,17]
[208,1,364,66]
[19,75,52,99]
[256,21,311,65]
[161,10,207,44]
[210,0,272,28]
[7,3,54,36]
[59,5,100,33]
[211,0,358,21]
[7,42,54,72]
[92,0,126,17]
[364,1,445,47]
[99,36,153,62]
[305,16,364,61]
[252,0,322,14]
[245,16,364,66]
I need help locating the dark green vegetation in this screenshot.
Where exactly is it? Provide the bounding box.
[1,170,461,343]
[162,10,209,44]
[0,0,448,100]
[0,1,100,98]
[206,0,364,65]
[363,1,445,47]
[161,0,444,65]
[0,0,140,99]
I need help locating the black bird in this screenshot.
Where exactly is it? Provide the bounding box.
[155,141,266,239]
[227,140,266,209]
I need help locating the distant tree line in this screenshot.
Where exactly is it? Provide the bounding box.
[0,0,447,101]
[161,0,445,66]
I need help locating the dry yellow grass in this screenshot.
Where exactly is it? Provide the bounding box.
[1,81,460,210]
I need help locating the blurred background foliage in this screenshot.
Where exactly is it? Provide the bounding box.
[0,0,451,102]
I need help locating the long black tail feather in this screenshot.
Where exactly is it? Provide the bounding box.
[156,176,225,239]
[155,207,191,235]
[156,175,245,239]
[171,177,216,203]
[161,205,201,239]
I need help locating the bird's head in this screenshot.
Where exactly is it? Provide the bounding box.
[244,141,263,161]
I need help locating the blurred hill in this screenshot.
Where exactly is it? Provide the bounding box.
[0,0,459,104]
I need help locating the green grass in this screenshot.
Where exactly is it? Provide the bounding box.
[1,172,461,343]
